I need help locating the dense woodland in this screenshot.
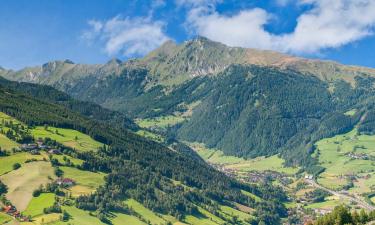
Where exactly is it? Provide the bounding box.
[0,79,287,224]
[5,64,375,174]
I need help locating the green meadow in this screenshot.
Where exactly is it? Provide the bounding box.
[124,199,166,224]
[188,142,298,175]
[0,213,11,224]
[136,130,164,142]
[0,133,19,150]
[0,152,46,175]
[60,166,105,196]
[315,128,375,192]
[136,115,186,130]
[31,126,103,152]
[0,161,55,211]
[23,193,56,217]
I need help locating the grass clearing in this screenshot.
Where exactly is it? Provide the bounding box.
[136,130,164,143]
[23,193,55,217]
[22,213,61,225]
[220,205,252,222]
[31,126,103,152]
[111,213,146,225]
[0,152,46,175]
[52,154,84,166]
[0,213,11,224]
[0,161,55,211]
[124,199,166,224]
[60,166,105,196]
[188,142,298,175]
[57,206,105,225]
[0,134,19,151]
[136,115,185,130]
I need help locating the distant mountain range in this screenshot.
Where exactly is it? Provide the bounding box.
[2,37,375,170]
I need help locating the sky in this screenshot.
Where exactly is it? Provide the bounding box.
[1,0,375,70]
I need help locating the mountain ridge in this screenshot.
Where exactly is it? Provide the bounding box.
[2,37,375,87]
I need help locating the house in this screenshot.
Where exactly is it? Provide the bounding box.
[48,149,61,154]
[56,178,75,187]
[21,144,38,151]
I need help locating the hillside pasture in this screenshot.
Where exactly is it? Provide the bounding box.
[123,199,166,224]
[315,128,375,192]
[60,166,105,196]
[0,213,11,224]
[0,152,46,175]
[23,193,55,217]
[0,134,18,151]
[136,115,185,130]
[31,126,103,152]
[188,142,298,175]
[0,161,55,211]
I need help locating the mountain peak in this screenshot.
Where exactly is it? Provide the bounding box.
[106,58,122,65]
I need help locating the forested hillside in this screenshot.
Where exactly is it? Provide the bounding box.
[0,79,288,224]
[3,37,375,171]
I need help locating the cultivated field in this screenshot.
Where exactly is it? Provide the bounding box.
[0,161,55,211]
[31,126,103,152]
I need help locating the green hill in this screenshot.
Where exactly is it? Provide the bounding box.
[0,79,286,224]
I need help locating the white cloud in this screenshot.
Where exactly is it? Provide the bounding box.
[82,16,170,56]
[183,0,375,54]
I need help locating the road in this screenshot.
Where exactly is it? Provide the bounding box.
[305,178,375,211]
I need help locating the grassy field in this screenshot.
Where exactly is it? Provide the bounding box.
[188,142,299,175]
[110,213,146,225]
[0,213,11,224]
[23,193,55,217]
[136,130,164,143]
[52,154,84,166]
[60,166,105,196]
[22,213,61,225]
[0,152,46,175]
[31,126,103,152]
[55,206,105,225]
[0,134,19,150]
[315,128,375,192]
[305,196,348,210]
[220,205,252,222]
[124,199,166,224]
[136,115,186,130]
[184,206,225,225]
[0,161,55,211]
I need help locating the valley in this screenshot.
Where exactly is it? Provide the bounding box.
[1,37,375,224]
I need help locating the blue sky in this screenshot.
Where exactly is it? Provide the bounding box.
[1,0,375,69]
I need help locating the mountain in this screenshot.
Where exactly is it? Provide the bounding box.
[3,37,375,170]
[0,77,287,224]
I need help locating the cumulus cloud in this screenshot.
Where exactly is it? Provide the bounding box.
[82,16,170,56]
[183,0,375,54]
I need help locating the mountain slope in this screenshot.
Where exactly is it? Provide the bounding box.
[3,37,375,169]
[0,78,287,224]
